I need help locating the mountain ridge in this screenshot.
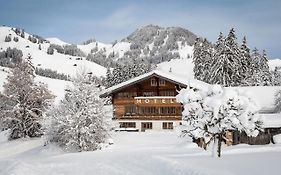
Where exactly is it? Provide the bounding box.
[0,24,280,80]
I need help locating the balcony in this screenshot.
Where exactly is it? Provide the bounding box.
[113,115,182,120]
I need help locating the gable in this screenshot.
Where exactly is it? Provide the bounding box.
[100,70,208,98]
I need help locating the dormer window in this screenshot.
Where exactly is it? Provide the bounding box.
[151,78,165,86]
[151,78,157,86]
[159,79,165,86]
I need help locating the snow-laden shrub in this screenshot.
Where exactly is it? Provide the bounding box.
[176,85,262,157]
[273,134,281,144]
[45,72,111,152]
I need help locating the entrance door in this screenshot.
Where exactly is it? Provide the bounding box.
[141,122,152,132]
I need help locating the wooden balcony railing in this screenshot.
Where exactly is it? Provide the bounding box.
[113,115,182,120]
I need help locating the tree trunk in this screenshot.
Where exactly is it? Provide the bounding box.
[217,133,223,157]
[212,137,218,157]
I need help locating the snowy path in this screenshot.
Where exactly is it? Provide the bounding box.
[0,131,281,175]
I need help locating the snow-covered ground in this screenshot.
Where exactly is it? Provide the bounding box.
[0,131,281,175]
[157,58,194,79]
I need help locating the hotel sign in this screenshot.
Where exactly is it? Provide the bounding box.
[134,97,177,105]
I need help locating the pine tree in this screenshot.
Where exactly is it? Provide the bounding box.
[132,58,151,77]
[259,50,272,85]
[210,29,244,86]
[240,36,252,85]
[272,67,281,85]
[110,58,151,87]
[274,90,281,113]
[193,38,204,81]
[201,39,213,83]
[209,32,229,86]
[0,57,54,139]
[45,73,111,152]
[105,67,113,88]
[20,29,25,38]
[47,46,54,55]
[251,48,263,86]
[4,35,11,42]
[111,64,124,86]
[224,28,242,86]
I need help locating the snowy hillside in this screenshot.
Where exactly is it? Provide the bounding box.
[157,58,194,79]
[0,26,107,77]
[268,59,281,70]
[77,41,131,59]
[0,66,71,103]
[46,37,69,45]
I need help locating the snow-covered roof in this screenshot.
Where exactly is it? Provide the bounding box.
[261,113,281,128]
[100,70,208,97]
[225,86,281,112]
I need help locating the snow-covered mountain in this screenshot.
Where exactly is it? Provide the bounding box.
[0,26,107,78]
[1,25,281,94]
[0,24,199,79]
[82,25,196,67]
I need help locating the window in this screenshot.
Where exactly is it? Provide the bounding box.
[143,91,155,97]
[120,122,136,128]
[151,78,157,86]
[117,92,128,99]
[160,107,176,115]
[125,106,136,115]
[163,122,173,129]
[160,91,175,96]
[140,107,158,115]
[142,122,152,130]
[159,79,166,86]
[117,92,137,99]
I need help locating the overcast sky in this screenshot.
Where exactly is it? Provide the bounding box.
[0,0,280,58]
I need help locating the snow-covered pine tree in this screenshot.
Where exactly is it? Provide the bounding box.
[272,67,281,86]
[109,59,151,87]
[193,38,213,82]
[132,58,151,77]
[45,72,111,152]
[209,32,229,86]
[122,63,133,80]
[224,28,242,86]
[259,50,272,85]
[274,90,281,113]
[47,46,54,55]
[240,36,253,85]
[193,38,204,81]
[105,67,113,88]
[111,63,125,86]
[0,57,54,139]
[201,39,213,83]
[176,85,262,157]
[250,47,262,86]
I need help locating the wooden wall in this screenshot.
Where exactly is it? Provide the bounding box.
[111,76,183,120]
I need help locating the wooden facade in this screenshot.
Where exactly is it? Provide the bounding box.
[102,73,187,131]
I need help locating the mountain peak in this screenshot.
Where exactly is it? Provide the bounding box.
[122,25,197,46]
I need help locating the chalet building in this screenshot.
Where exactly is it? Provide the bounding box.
[225,86,281,145]
[101,70,207,132]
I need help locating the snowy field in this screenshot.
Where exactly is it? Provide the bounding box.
[0,131,281,175]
